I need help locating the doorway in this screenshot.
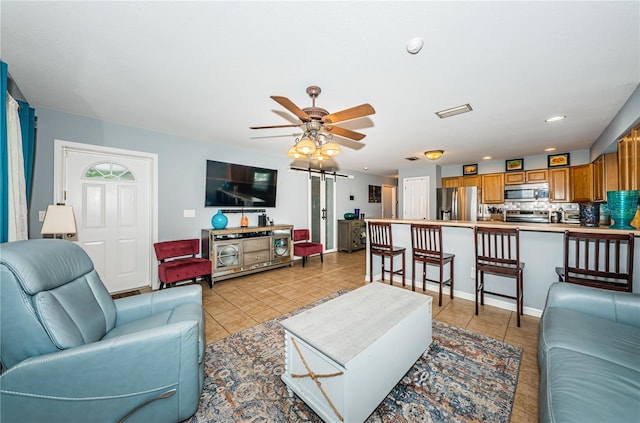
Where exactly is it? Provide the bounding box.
[54,140,158,293]
[382,185,397,218]
[402,176,429,219]
[308,173,336,252]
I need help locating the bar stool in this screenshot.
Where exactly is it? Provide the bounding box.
[368,222,406,285]
[474,226,525,327]
[410,223,455,306]
[555,230,634,292]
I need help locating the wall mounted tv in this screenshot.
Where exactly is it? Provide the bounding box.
[205,160,278,207]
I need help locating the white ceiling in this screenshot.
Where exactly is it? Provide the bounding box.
[2,1,639,177]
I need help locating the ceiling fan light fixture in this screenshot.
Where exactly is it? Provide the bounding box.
[321,142,340,157]
[424,150,444,160]
[296,138,316,155]
[288,146,305,159]
[311,150,330,162]
[435,104,473,119]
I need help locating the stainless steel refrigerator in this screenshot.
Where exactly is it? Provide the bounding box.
[436,187,479,221]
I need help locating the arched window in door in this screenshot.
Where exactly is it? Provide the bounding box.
[84,162,135,181]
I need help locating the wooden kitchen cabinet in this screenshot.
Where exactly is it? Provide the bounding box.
[570,164,594,202]
[481,173,504,204]
[442,177,461,188]
[618,124,640,190]
[526,169,548,183]
[504,169,548,185]
[504,172,525,185]
[593,153,619,202]
[549,168,570,202]
[462,175,482,188]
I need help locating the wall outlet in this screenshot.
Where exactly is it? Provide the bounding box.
[183,209,195,218]
[470,266,476,279]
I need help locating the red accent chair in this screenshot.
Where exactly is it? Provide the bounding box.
[154,239,212,289]
[293,229,323,267]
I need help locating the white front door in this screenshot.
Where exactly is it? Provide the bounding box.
[308,174,336,252]
[55,141,158,293]
[403,176,429,220]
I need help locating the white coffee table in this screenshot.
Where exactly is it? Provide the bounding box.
[280,282,432,423]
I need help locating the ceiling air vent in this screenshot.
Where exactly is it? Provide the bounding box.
[405,156,420,161]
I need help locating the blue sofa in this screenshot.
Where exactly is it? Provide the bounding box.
[538,282,640,422]
[0,239,205,422]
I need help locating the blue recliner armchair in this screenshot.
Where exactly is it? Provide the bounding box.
[0,239,205,423]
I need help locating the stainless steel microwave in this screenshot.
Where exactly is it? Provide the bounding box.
[504,183,549,202]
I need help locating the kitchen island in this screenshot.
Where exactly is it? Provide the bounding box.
[364,219,640,316]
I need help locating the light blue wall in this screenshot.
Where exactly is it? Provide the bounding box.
[29,108,394,241]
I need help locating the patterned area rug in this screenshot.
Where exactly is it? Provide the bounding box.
[186,290,522,422]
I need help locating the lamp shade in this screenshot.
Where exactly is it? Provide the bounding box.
[424,150,444,160]
[296,138,316,155]
[41,205,77,236]
[287,146,305,159]
[321,142,340,157]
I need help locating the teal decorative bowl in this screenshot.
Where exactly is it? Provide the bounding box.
[607,190,639,230]
[343,212,356,220]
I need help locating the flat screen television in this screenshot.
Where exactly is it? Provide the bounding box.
[205,160,278,207]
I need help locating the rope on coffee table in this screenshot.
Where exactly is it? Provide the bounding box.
[290,337,344,422]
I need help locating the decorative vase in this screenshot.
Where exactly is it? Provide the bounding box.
[240,214,249,227]
[579,202,599,227]
[607,190,639,230]
[211,210,228,230]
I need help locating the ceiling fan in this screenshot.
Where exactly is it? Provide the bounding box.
[250,86,375,162]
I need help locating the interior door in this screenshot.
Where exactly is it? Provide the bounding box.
[309,174,336,252]
[403,176,429,219]
[56,141,157,293]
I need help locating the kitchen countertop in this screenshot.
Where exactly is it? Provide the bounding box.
[364,218,640,236]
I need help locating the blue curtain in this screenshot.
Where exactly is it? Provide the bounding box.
[1,61,8,243]
[18,100,35,205]
[1,60,36,242]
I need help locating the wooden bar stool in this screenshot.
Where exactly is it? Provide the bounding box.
[368,222,406,285]
[555,230,634,292]
[410,223,455,306]
[474,226,524,327]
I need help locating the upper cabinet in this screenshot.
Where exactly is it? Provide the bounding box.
[481,173,504,204]
[442,177,461,188]
[504,172,525,185]
[462,175,482,188]
[593,153,619,202]
[526,169,548,183]
[570,164,593,203]
[618,124,640,191]
[549,168,570,202]
[504,169,548,185]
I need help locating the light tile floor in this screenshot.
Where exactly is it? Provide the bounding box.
[194,249,539,422]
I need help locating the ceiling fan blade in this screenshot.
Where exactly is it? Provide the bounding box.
[271,96,312,122]
[250,124,303,129]
[325,125,366,141]
[322,103,375,124]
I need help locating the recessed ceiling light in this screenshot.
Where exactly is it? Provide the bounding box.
[545,147,557,152]
[545,115,566,122]
[435,104,473,119]
[482,156,492,160]
[363,167,368,171]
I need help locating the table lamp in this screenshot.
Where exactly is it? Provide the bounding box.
[40,205,77,239]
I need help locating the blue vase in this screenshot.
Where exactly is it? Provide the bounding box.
[211,210,228,229]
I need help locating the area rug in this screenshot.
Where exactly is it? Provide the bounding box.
[186,290,522,422]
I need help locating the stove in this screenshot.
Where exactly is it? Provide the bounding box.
[505,210,550,223]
